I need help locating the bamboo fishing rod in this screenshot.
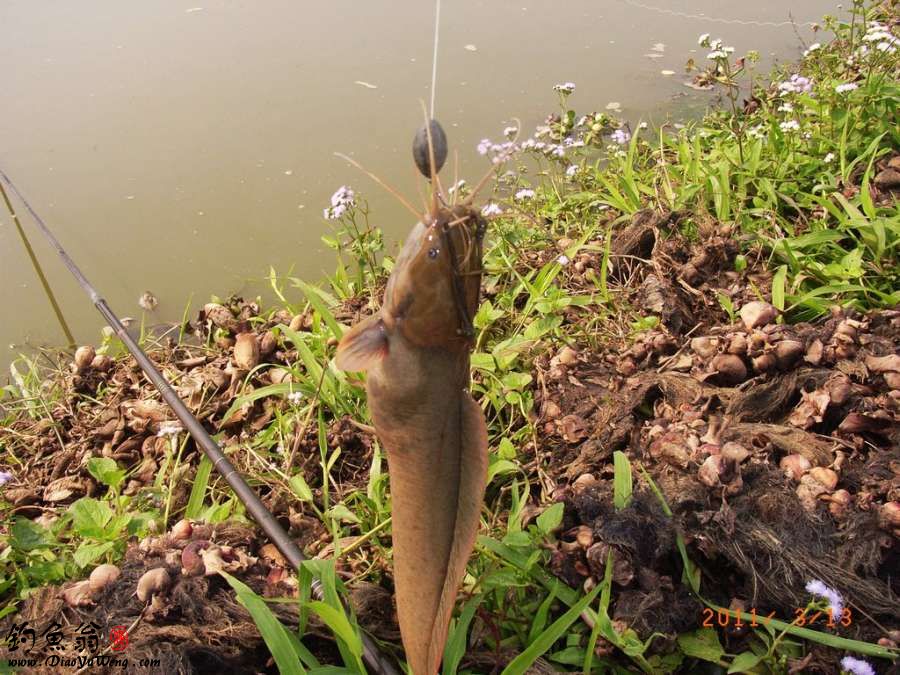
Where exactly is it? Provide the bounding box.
[0,168,400,675]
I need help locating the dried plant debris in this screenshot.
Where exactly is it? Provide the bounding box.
[536,295,899,647]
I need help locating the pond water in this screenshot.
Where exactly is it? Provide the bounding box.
[0,0,833,372]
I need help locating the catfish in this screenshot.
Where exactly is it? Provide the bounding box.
[335,138,490,673]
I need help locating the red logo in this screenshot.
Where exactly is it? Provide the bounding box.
[109,626,129,652]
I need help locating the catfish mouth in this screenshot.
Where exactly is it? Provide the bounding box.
[433,206,485,341]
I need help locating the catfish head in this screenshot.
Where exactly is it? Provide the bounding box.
[383,203,485,348]
[336,202,486,371]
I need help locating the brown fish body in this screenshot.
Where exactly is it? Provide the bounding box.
[336,204,488,674]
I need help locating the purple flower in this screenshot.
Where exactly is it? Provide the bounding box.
[0,471,13,487]
[324,185,355,220]
[481,202,502,217]
[841,656,875,675]
[330,186,355,208]
[778,74,813,94]
[565,165,578,177]
[611,128,631,145]
[477,138,492,155]
[805,580,844,620]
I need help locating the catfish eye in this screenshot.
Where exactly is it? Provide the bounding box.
[428,247,440,259]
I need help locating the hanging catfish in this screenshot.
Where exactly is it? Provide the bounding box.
[335,119,491,674]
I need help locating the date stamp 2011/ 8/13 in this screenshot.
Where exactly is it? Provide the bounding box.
[701,607,854,629]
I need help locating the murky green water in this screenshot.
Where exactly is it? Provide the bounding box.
[0,0,832,371]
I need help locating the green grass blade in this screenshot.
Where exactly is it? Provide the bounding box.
[500,583,602,675]
[220,571,308,675]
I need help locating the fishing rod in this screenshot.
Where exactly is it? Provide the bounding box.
[0,168,400,675]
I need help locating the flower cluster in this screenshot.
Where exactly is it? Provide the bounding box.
[805,579,844,619]
[514,188,535,201]
[0,470,13,487]
[840,656,875,675]
[835,82,859,93]
[778,73,813,94]
[324,185,355,220]
[698,34,735,60]
[157,421,183,438]
[859,21,898,55]
[747,124,767,140]
[477,138,520,164]
[779,119,801,133]
[611,128,631,145]
[481,202,502,217]
[287,391,303,405]
[803,42,821,57]
[552,82,576,94]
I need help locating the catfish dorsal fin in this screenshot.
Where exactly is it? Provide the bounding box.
[335,314,388,372]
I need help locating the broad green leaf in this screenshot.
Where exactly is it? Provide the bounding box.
[86,457,125,489]
[74,540,116,568]
[536,503,564,535]
[677,629,725,663]
[290,473,314,502]
[69,498,113,539]
[728,651,762,673]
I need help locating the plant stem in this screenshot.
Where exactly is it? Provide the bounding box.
[0,180,76,349]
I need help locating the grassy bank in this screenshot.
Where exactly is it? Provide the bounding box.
[1,2,898,673]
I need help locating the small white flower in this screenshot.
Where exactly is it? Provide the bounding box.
[778,102,794,113]
[503,126,518,138]
[552,82,576,94]
[638,121,648,129]
[710,38,723,50]
[803,42,821,56]
[824,152,835,163]
[514,188,535,201]
[477,138,492,155]
[557,254,570,266]
[779,119,801,132]
[565,164,578,177]
[835,82,858,93]
[287,391,303,405]
[707,50,727,60]
[747,124,767,140]
[481,202,502,217]
[805,580,844,620]
[698,33,710,47]
[157,421,183,438]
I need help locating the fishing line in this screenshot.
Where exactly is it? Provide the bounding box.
[429,0,441,118]
[0,167,400,675]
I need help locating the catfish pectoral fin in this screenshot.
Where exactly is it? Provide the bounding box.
[335,313,387,372]
[389,392,488,675]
